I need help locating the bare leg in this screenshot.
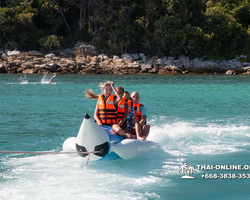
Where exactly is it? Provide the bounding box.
[133,119,144,140]
[112,124,133,139]
[141,124,150,139]
[123,128,135,139]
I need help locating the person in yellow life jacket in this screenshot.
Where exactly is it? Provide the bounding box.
[130,91,150,139]
[85,81,133,139]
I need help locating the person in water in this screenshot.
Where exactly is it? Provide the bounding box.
[130,91,150,139]
[123,91,145,140]
[85,81,133,139]
[48,73,56,84]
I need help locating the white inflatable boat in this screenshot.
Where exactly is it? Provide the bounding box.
[62,113,160,161]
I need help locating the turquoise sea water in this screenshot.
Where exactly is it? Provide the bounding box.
[1,74,250,200]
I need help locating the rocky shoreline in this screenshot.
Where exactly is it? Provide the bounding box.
[1,45,250,75]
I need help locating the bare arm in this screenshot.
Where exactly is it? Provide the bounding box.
[119,103,128,126]
[94,101,102,125]
[110,82,121,104]
[139,105,147,127]
[139,115,147,127]
[48,74,56,84]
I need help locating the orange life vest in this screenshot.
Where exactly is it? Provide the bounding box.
[97,94,117,125]
[117,97,126,124]
[127,100,144,121]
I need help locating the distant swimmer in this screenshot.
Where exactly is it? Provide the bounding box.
[48,73,56,84]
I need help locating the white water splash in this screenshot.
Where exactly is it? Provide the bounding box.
[41,74,52,84]
[19,75,28,84]
[148,120,250,156]
[17,74,57,84]
[0,154,166,200]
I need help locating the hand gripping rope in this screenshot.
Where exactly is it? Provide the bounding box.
[0,150,101,169]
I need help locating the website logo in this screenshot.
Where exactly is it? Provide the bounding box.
[179,163,196,179]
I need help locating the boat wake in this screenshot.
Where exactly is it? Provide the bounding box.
[149,119,250,156]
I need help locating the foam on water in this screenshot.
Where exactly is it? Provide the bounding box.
[19,75,29,84]
[149,119,250,156]
[0,152,170,200]
[6,75,58,85]
[1,119,249,199]
[41,74,55,84]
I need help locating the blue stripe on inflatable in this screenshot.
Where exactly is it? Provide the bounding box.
[98,125,124,161]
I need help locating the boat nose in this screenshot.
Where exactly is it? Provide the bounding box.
[84,113,90,119]
[76,113,111,161]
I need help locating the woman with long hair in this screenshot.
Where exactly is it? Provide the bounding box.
[85,81,133,139]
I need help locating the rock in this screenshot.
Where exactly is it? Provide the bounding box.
[131,53,140,60]
[45,53,55,58]
[2,53,8,61]
[96,69,113,74]
[79,66,96,74]
[154,58,164,67]
[0,63,7,73]
[158,65,182,74]
[7,50,20,56]
[127,62,140,69]
[140,64,152,73]
[75,56,85,65]
[204,60,218,69]
[75,44,98,56]
[225,69,236,75]
[139,53,147,61]
[22,68,36,74]
[157,56,168,68]
[113,58,123,65]
[85,55,92,64]
[242,62,249,66]
[190,58,203,69]
[121,53,134,63]
[90,56,98,62]
[243,68,250,75]
[217,60,230,70]
[148,67,158,74]
[178,56,190,70]
[122,57,133,64]
[27,50,43,56]
[21,62,33,69]
[145,59,153,66]
[128,68,141,74]
[1,45,250,75]
[59,49,74,57]
[151,56,158,61]
[164,59,172,66]
[34,64,47,69]
[172,59,183,69]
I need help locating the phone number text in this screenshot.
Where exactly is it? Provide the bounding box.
[201,173,250,179]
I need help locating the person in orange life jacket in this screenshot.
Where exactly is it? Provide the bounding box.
[123,91,131,100]
[130,91,150,139]
[85,81,133,139]
[122,91,144,140]
[115,86,128,128]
